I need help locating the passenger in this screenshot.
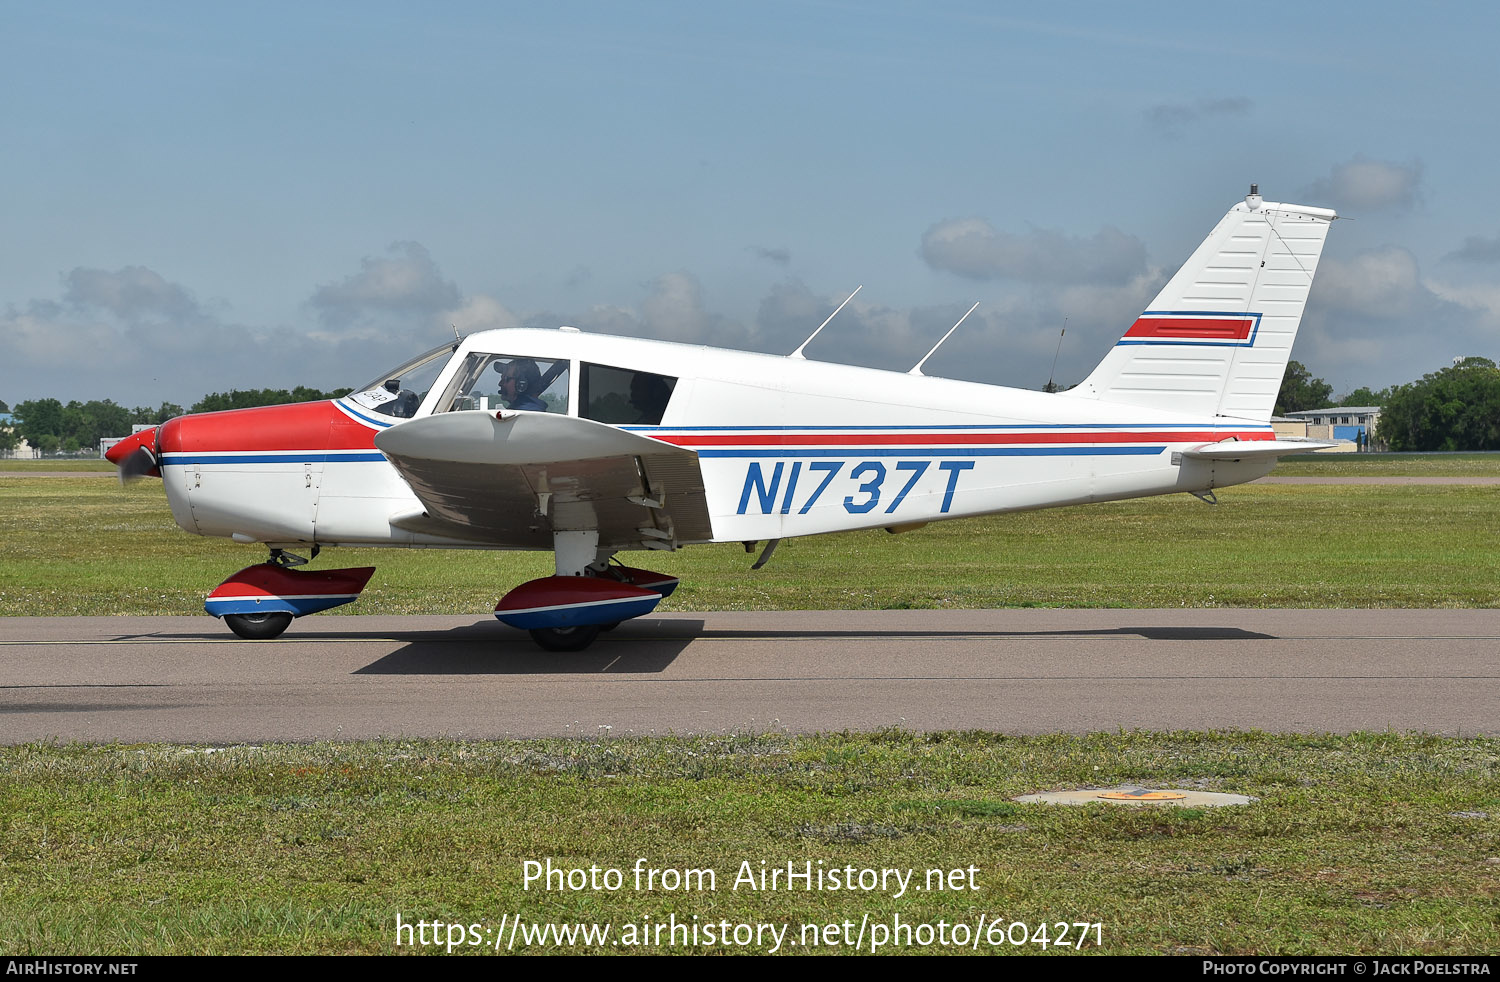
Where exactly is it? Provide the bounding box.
[498,359,547,412]
[628,373,673,424]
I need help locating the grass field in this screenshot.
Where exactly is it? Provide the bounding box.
[3,731,1498,955]
[0,459,115,472]
[1273,453,1500,476]
[2,473,1496,616]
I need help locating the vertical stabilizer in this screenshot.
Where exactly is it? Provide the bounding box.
[1065,189,1336,422]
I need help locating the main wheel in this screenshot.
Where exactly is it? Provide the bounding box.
[529,624,602,651]
[224,612,294,640]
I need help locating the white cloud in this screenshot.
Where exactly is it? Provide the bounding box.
[0,260,441,406]
[1298,246,1500,386]
[64,266,202,321]
[919,219,1148,285]
[448,294,520,335]
[1427,280,1500,330]
[0,301,126,371]
[1313,247,1425,318]
[1303,156,1423,213]
[570,272,751,349]
[310,242,462,332]
[1144,97,1253,136]
[1444,233,1500,264]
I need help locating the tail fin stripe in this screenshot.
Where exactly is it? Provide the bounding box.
[1122,313,1259,344]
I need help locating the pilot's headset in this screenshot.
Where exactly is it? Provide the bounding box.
[498,358,542,394]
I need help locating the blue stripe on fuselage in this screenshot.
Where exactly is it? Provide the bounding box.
[695,446,1165,458]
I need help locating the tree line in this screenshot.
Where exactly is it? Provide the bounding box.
[1275,357,1500,452]
[0,387,352,454]
[1274,361,1391,417]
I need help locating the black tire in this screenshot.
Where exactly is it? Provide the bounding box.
[224,612,294,640]
[529,624,602,651]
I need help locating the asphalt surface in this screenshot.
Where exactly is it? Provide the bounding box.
[2,609,1496,743]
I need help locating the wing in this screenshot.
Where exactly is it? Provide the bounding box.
[373,410,713,551]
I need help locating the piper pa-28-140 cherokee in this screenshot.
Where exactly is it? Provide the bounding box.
[106,188,1337,650]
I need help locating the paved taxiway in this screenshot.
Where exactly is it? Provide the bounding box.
[2,610,1496,742]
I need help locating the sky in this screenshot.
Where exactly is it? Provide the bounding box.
[3,1,1498,408]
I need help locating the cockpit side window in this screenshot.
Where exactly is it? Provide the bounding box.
[348,343,454,419]
[579,363,677,425]
[436,353,570,414]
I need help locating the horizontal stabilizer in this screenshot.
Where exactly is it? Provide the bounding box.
[1182,439,1337,461]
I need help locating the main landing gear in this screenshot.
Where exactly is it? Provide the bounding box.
[494,536,681,652]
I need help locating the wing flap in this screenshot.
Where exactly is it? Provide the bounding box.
[374,411,713,549]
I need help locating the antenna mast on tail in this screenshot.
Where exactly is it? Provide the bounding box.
[1044,318,1067,392]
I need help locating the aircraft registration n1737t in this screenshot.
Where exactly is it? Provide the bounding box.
[106,188,1336,650]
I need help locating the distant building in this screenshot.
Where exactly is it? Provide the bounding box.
[1283,406,1384,451]
[0,412,40,459]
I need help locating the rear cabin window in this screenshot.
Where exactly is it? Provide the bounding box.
[580,364,677,425]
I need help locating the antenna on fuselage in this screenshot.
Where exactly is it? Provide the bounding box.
[789,285,861,359]
[1044,318,1067,393]
[908,301,980,376]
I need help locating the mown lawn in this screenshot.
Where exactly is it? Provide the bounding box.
[2,477,1496,615]
[2,731,1497,955]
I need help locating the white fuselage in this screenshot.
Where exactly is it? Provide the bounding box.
[160,327,1275,551]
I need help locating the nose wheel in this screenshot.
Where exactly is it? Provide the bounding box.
[223,611,294,640]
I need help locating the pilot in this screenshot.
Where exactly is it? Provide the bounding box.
[498,358,547,412]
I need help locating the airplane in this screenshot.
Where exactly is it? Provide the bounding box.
[105,186,1337,651]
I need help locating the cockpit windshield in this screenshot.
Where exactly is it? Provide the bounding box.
[348,343,455,419]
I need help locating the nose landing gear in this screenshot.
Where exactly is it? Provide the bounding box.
[206,550,375,640]
[224,611,295,640]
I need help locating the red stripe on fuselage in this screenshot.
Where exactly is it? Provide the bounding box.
[654,430,1272,447]
[1124,317,1255,340]
[157,401,378,454]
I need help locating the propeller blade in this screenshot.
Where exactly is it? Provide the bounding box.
[118,445,158,484]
